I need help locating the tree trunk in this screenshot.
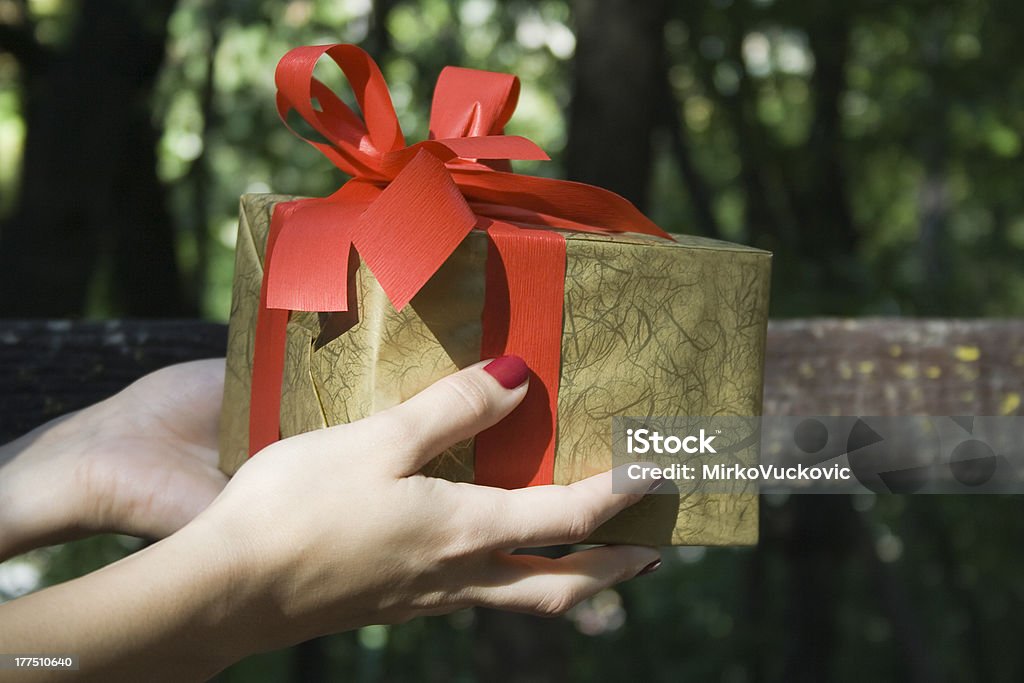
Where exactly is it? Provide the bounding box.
[804,7,857,259]
[0,0,187,317]
[566,0,667,212]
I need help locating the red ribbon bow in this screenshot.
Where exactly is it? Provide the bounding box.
[249,43,669,487]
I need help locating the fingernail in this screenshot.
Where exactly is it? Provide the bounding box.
[483,355,530,389]
[634,559,661,578]
[646,478,665,494]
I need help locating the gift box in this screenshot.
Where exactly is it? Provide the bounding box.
[218,44,771,546]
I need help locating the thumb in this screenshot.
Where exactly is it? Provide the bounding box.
[357,355,530,477]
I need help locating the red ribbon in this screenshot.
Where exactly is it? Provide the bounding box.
[249,43,669,488]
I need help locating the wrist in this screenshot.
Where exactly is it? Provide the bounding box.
[190,487,370,653]
[146,516,270,671]
[185,497,306,653]
[0,412,93,559]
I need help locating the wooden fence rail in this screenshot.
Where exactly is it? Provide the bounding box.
[2,318,1022,441]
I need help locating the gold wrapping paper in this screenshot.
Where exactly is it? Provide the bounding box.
[220,194,771,546]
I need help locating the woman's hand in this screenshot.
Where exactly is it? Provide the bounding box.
[200,356,660,652]
[0,357,659,681]
[0,360,227,558]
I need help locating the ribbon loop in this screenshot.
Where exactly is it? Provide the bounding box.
[430,66,521,139]
[275,44,405,180]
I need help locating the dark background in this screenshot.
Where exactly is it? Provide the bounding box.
[1,0,1023,681]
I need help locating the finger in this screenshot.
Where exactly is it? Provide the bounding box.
[351,356,530,477]
[464,464,660,550]
[466,545,661,617]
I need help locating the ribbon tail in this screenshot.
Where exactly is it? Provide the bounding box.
[453,168,671,238]
[355,149,477,311]
[265,194,366,312]
[475,221,566,488]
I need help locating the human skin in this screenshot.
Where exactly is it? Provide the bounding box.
[0,358,660,681]
[0,361,229,558]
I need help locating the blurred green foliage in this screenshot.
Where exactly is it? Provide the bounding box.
[2,0,1022,318]
[2,0,1024,680]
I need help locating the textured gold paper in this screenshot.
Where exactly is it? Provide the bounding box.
[220,194,771,546]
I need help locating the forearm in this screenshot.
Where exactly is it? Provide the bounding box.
[0,519,259,682]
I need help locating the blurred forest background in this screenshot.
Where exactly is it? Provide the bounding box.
[1,0,1024,681]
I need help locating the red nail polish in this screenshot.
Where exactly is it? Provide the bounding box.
[483,355,530,389]
[635,559,661,578]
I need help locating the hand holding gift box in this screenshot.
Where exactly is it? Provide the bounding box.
[220,44,771,546]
